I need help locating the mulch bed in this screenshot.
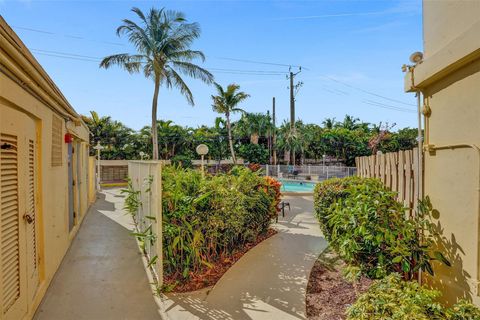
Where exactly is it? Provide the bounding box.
[164,228,277,293]
[306,255,372,320]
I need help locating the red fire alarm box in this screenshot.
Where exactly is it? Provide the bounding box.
[64,133,73,143]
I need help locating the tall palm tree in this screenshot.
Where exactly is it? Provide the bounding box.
[100,7,214,160]
[211,83,249,163]
[235,112,272,144]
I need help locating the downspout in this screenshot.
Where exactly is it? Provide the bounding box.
[409,66,425,207]
[409,66,425,285]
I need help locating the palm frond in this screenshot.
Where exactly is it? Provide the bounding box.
[171,61,213,84]
[165,67,194,105]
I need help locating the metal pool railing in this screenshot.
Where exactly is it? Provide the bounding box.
[261,164,357,181]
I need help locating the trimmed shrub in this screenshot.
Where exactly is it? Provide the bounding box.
[346,274,444,320]
[446,300,480,320]
[313,176,365,241]
[314,177,449,279]
[347,274,480,320]
[162,165,280,281]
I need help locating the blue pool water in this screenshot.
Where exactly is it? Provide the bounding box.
[279,179,316,193]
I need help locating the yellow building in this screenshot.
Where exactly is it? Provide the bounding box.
[0,16,93,319]
[405,1,480,306]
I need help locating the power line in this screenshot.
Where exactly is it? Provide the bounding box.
[319,75,416,107]
[13,25,305,70]
[212,56,308,70]
[12,25,126,47]
[361,100,416,113]
[29,49,289,76]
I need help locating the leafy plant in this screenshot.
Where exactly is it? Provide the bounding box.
[121,179,141,216]
[238,144,269,164]
[162,165,280,284]
[346,274,444,320]
[446,300,480,320]
[314,177,450,280]
[347,274,480,320]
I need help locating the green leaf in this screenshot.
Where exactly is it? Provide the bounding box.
[147,255,158,268]
[433,251,451,267]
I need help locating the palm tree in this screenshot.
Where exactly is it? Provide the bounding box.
[100,7,214,160]
[211,83,249,163]
[235,112,272,144]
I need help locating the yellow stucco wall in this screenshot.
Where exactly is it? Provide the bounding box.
[405,1,480,306]
[0,17,92,319]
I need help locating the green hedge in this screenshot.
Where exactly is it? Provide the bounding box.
[347,274,480,320]
[162,165,280,281]
[313,176,448,279]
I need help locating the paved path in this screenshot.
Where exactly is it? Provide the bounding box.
[34,189,160,320]
[162,195,327,320]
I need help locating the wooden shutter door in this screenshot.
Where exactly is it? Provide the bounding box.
[25,127,39,304]
[0,106,34,320]
[0,135,27,319]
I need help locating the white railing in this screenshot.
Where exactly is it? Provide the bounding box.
[128,161,163,286]
[262,164,357,181]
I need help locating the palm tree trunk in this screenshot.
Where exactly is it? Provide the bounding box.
[226,112,236,163]
[151,78,160,160]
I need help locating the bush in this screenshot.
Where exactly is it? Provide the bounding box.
[446,300,480,320]
[347,274,480,320]
[314,177,449,279]
[162,165,280,281]
[346,274,444,320]
[313,176,365,241]
[171,154,193,168]
[238,144,269,164]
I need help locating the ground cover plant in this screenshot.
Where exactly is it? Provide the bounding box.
[161,165,280,290]
[347,274,480,320]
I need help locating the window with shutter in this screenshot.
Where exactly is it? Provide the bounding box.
[0,133,20,313]
[26,139,39,295]
[51,115,63,167]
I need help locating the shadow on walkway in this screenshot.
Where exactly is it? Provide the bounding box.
[163,196,327,320]
[34,189,161,320]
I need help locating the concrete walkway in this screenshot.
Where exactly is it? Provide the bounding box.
[34,189,160,320]
[162,195,327,320]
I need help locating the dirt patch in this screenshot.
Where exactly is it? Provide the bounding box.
[306,254,372,320]
[164,228,277,293]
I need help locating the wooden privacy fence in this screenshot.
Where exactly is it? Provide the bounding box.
[355,148,422,214]
[128,161,163,286]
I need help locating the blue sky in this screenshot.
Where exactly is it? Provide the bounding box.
[0,0,422,131]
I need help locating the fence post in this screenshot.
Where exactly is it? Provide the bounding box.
[277,164,280,177]
[266,164,269,176]
[326,166,329,180]
[308,164,311,175]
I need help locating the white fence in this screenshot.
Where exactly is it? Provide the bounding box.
[263,164,356,181]
[127,161,163,286]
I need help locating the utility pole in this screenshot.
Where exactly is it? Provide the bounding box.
[272,97,277,165]
[288,67,302,165]
[290,72,295,131]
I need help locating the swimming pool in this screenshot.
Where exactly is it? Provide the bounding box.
[279,179,316,193]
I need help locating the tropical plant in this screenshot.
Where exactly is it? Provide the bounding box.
[81,111,136,159]
[314,177,450,280]
[162,165,279,285]
[346,274,444,320]
[211,83,249,163]
[100,7,214,160]
[347,274,480,320]
[235,112,272,144]
[238,144,269,164]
